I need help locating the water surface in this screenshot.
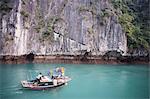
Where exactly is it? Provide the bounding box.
[0,64,149,99]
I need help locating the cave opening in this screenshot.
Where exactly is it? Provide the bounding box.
[26,52,35,62]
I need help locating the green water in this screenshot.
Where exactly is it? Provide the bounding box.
[0,64,149,99]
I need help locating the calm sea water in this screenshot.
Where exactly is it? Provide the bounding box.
[0,64,149,99]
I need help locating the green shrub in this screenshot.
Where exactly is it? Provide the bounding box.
[101,9,111,18]
[0,1,12,13]
[111,0,150,49]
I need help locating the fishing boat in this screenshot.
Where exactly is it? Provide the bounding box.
[21,67,71,90]
[21,76,71,90]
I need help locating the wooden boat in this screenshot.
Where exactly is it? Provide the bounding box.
[21,76,71,90]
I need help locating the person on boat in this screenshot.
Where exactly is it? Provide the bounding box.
[58,67,65,77]
[52,68,59,78]
[34,72,43,84]
[37,73,43,79]
[49,67,64,79]
[57,68,62,77]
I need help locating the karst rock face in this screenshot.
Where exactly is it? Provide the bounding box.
[0,0,127,56]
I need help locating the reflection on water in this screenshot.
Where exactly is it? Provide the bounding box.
[0,64,149,99]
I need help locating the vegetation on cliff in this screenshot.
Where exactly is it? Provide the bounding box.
[0,0,12,15]
[111,0,150,50]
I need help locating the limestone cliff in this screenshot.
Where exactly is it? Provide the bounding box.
[0,0,127,56]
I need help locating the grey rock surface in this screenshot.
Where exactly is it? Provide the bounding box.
[0,0,127,56]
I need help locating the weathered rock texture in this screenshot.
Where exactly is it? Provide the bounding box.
[0,0,127,56]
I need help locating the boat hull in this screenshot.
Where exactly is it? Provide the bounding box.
[21,81,65,90]
[21,77,71,90]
